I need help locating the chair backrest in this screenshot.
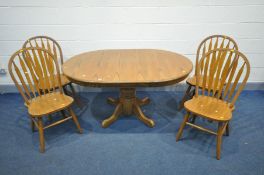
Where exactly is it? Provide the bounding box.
[195,48,250,108]
[196,35,238,74]
[23,36,63,70]
[8,47,63,105]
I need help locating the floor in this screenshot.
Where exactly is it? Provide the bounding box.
[0,90,263,175]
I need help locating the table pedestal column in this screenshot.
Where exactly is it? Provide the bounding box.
[102,88,155,128]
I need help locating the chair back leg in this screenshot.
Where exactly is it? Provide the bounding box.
[225,122,230,136]
[31,118,35,132]
[69,83,84,109]
[178,85,192,110]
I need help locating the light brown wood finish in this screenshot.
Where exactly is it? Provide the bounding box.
[23,36,83,108]
[63,49,193,127]
[63,49,193,87]
[28,92,74,117]
[179,35,238,110]
[103,88,155,128]
[176,48,250,160]
[184,96,232,121]
[8,47,83,153]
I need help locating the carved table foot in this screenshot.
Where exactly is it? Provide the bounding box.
[102,88,155,128]
[133,104,155,127]
[102,103,122,128]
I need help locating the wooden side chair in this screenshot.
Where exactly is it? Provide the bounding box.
[179,35,238,110]
[8,47,83,153]
[23,36,83,108]
[176,48,250,159]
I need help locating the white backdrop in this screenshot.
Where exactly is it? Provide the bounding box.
[0,0,264,85]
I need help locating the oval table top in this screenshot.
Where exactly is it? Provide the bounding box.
[62,49,193,87]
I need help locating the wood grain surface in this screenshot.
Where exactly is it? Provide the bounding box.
[62,49,193,87]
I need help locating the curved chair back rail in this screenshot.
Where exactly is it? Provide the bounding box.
[177,48,250,159]
[22,36,64,68]
[8,47,63,105]
[195,35,239,74]
[22,36,83,109]
[178,35,239,110]
[195,48,250,108]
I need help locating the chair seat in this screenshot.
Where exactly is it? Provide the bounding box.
[28,92,73,117]
[186,75,222,90]
[184,96,232,121]
[39,74,71,90]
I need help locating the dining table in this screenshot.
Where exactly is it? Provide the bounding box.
[62,49,193,128]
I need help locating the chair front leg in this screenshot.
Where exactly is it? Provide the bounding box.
[37,117,45,153]
[216,122,227,160]
[68,107,83,134]
[176,112,191,141]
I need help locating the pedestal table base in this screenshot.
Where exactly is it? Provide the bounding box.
[102,88,155,128]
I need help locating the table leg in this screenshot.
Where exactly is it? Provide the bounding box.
[102,103,122,128]
[102,88,155,128]
[133,103,155,127]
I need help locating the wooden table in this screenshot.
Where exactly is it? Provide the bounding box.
[62,49,193,128]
